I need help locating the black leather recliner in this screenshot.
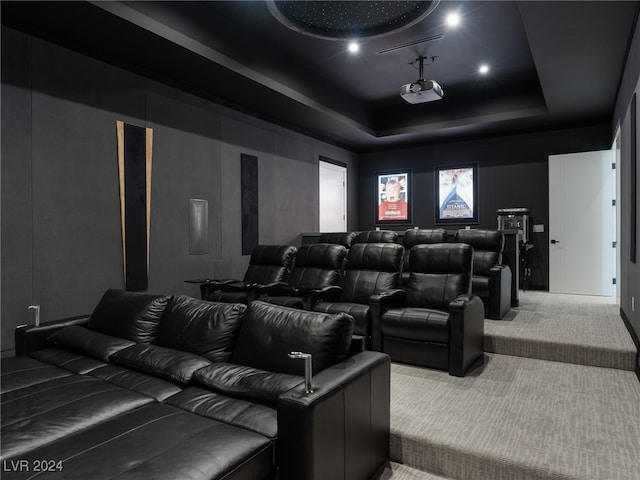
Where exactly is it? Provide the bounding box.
[200,245,297,304]
[401,228,448,286]
[353,230,398,244]
[454,229,512,320]
[257,243,347,309]
[312,242,404,348]
[317,231,358,249]
[373,243,484,377]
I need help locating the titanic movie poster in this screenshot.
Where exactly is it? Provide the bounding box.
[437,166,478,223]
[377,171,411,224]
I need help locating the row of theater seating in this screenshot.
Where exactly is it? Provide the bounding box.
[199,229,511,377]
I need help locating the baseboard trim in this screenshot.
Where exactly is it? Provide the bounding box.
[620,307,640,382]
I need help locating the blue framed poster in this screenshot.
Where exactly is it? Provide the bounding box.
[435,164,479,224]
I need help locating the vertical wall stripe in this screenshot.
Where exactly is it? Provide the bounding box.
[631,94,637,264]
[241,153,259,255]
[117,120,153,291]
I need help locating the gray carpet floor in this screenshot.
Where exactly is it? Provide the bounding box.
[484,291,636,370]
[378,291,640,480]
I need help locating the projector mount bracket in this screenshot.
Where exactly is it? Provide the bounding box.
[410,55,439,81]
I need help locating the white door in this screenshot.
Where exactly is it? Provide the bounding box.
[319,160,347,232]
[549,150,615,295]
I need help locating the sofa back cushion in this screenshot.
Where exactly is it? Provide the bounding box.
[49,326,135,362]
[232,301,354,375]
[87,289,169,342]
[153,296,246,362]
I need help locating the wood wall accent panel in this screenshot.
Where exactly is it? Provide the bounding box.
[116,121,153,291]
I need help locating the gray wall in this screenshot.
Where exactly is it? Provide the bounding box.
[0,27,358,354]
[357,124,612,290]
[612,12,640,371]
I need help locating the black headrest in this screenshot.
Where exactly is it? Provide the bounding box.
[403,228,448,248]
[410,243,473,274]
[317,232,357,248]
[353,230,398,244]
[346,243,404,272]
[295,243,346,270]
[454,229,504,253]
[249,245,297,267]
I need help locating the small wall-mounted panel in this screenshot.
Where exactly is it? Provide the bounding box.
[189,199,209,255]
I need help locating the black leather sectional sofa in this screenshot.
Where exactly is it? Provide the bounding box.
[1,289,390,480]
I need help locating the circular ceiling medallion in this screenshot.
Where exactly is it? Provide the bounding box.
[266,1,441,40]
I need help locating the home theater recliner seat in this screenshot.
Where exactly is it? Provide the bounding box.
[200,245,297,304]
[257,243,347,309]
[372,243,485,377]
[1,289,390,480]
[454,228,512,320]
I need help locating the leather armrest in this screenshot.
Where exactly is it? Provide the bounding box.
[488,264,512,319]
[448,294,484,377]
[277,351,390,480]
[253,281,290,297]
[369,289,406,351]
[15,315,90,356]
[301,285,342,310]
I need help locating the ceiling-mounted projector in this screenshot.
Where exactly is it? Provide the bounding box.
[400,55,444,104]
[400,79,444,104]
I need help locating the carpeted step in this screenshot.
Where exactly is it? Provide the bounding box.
[375,462,455,480]
[484,291,636,370]
[389,354,640,480]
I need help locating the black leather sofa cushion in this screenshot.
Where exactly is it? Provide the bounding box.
[89,364,183,401]
[194,363,303,404]
[87,288,169,343]
[30,348,107,374]
[48,325,136,362]
[166,386,279,439]
[0,356,72,394]
[381,307,450,343]
[1,374,153,460]
[2,403,274,480]
[153,295,245,362]
[233,301,354,375]
[111,344,212,385]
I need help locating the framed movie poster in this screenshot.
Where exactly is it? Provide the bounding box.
[376,171,412,225]
[435,164,479,224]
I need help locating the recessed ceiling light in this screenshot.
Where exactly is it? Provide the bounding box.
[479,64,489,74]
[446,11,461,28]
[348,41,360,53]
